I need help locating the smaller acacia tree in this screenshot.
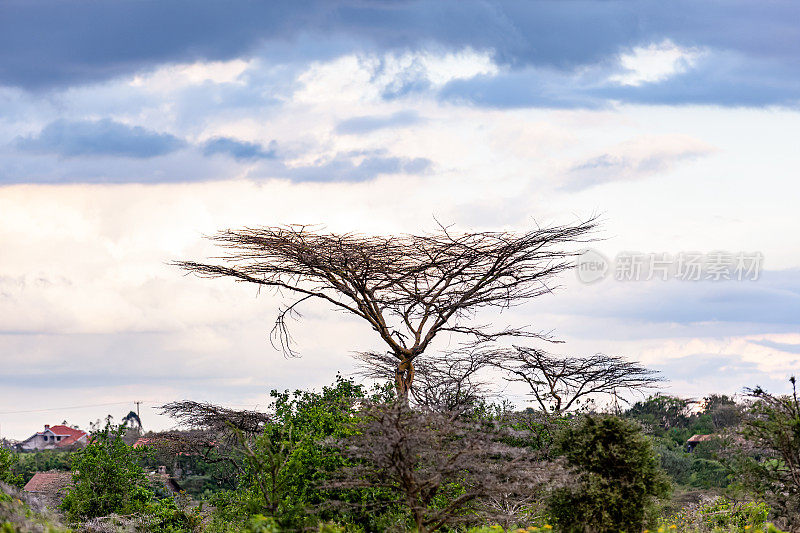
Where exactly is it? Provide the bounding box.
[328,401,568,532]
[159,400,270,439]
[734,378,800,528]
[484,347,661,415]
[353,347,489,413]
[156,400,272,481]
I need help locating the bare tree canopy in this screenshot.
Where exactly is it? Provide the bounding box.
[174,220,597,396]
[159,400,270,436]
[326,401,569,533]
[483,347,662,414]
[154,401,273,475]
[353,347,489,413]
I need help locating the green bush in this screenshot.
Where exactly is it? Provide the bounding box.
[688,457,729,488]
[59,424,153,521]
[58,424,199,531]
[11,450,71,485]
[547,415,670,532]
[0,450,22,488]
[208,376,398,531]
[663,497,774,532]
[700,497,769,530]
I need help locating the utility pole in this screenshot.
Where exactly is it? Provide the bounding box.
[134,401,143,431]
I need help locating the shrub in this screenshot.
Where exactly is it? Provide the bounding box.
[663,497,774,532]
[59,423,199,531]
[732,379,800,528]
[0,450,22,488]
[11,450,71,486]
[656,441,693,486]
[1,482,70,532]
[59,424,153,522]
[700,497,769,530]
[547,415,670,532]
[205,376,396,531]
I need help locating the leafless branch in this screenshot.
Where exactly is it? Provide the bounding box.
[174,220,598,396]
[352,346,491,413]
[484,346,662,415]
[159,400,270,437]
[325,401,572,532]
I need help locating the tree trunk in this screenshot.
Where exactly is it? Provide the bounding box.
[395,357,415,402]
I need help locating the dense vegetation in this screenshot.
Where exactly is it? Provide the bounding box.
[2,375,799,532]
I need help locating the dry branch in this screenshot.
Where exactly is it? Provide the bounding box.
[483,346,662,414]
[174,220,598,396]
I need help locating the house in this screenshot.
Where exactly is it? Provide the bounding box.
[22,471,73,506]
[21,468,179,506]
[686,433,716,452]
[18,424,88,451]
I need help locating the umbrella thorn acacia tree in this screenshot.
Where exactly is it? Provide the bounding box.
[174,220,597,397]
[482,346,662,415]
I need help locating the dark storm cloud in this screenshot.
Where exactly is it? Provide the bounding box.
[3,0,800,108]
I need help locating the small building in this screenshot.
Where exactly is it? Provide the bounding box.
[22,471,73,506]
[686,433,716,452]
[22,469,179,504]
[18,424,88,451]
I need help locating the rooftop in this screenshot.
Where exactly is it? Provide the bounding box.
[23,471,73,494]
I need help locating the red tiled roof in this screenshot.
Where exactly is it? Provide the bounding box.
[57,433,86,447]
[23,471,73,494]
[37,425,88,447]
[40,425,84,437]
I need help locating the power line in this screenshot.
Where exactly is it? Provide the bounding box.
[0,399,265,416]
[0,400,146,415]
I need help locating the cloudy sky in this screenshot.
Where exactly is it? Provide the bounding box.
[1,1,799,439]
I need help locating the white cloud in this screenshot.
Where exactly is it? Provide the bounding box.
[609,40,704,87]
[129,59,253,92]
[381,48,498,87]
[294,48,497,105]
